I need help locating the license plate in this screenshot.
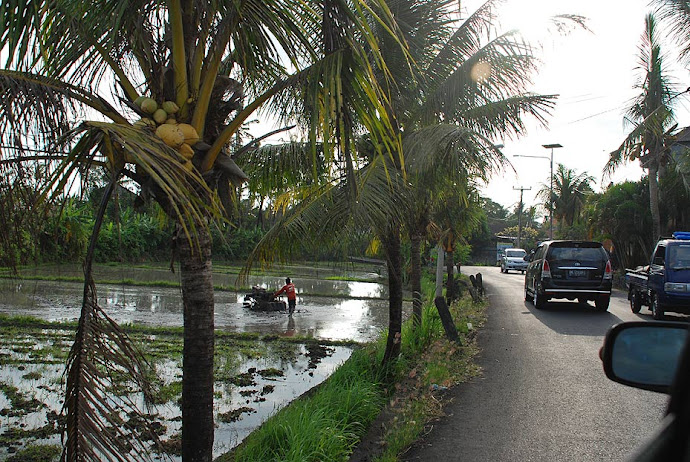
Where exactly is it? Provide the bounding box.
[569,269,587,278]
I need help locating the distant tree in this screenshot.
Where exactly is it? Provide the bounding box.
[586,180,652,268]
[537,163,593,236]
[498,225,542,252]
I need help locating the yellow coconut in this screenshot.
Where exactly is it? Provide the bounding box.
[155,124,185,148]
[178,143,195,160]
[140,98,158,114]
[165,118,177,125]
[162,101,179,114]
[153,108,168,124]
[177,123,200,145]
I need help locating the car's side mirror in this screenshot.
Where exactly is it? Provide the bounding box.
[601,322,689,393]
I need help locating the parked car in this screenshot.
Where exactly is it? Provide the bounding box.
[500,248,528,273]
[600,321,690,460]
[524,240,613,311]
[625,231,690,319]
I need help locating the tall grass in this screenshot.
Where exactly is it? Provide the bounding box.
[230,348,385,461]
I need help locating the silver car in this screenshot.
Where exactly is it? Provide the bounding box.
[500,248,528,274]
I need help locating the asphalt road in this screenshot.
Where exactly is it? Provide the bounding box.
[402,265,687,462]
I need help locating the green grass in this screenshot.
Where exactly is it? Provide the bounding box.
[228,346,385,462]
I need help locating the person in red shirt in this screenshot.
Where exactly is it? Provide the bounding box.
[274,277,297,314]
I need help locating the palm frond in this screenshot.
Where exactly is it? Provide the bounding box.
[459,93,557,139]
[239,155,409,281]
[0,70,127,149]
[605,123,643,178]
[403,124,508,181]
[63,178,159,462]
[416,31,539,125]
[655,0,690,64]
[239,141,328,195]
[425,0,500,82]
[41,122,222,248]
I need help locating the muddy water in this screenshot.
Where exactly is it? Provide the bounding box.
[0,264,409,460]
[0,277,402,343]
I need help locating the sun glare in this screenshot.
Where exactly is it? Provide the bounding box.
[471,61,492,83]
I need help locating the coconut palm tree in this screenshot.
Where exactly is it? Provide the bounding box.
[606,13,679,242]
[385,0,581,336]
[244,0,581,364]
[0,1,403,460]
[537,163,593,232]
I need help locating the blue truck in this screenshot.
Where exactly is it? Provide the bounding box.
[625,232,690,319]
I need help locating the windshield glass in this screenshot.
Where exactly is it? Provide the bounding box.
[668,244,690,269]
[506,249,526,258]
[549,246,605,263]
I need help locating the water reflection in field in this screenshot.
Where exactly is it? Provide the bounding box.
[0,265,406,343]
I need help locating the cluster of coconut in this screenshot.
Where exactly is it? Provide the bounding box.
[132,97,200,171]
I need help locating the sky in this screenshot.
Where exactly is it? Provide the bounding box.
[468,0,690,212]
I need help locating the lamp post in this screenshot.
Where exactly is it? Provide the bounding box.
[542,144,562,239]
[513,143,562,239]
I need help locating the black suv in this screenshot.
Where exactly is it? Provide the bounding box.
[524,240,613,311]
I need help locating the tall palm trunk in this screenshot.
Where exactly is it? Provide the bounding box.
[382,228,403,365]
[649,165,662,241]
[410,233,422,328]
[178,226,215,462]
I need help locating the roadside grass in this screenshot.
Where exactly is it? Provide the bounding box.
[224,273,487,461]
[227,348,385,462]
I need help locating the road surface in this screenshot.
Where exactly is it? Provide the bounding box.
[402,265,686,461]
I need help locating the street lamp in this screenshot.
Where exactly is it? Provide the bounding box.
[513,143,562,239]
[542,144,562,239]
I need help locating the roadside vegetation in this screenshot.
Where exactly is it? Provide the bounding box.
[225,274,486,461]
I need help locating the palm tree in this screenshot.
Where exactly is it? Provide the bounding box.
[244,0,579,364]
[0,1,402,460]
[388,0,579,334]
[537,163,593,232]
[606,13,679,242]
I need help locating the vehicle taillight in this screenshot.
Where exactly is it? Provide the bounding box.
[603,260,612,280]
[542,259,551,278]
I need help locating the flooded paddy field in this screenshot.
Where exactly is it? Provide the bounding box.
[0,263,408,460]
[0,320,352,460]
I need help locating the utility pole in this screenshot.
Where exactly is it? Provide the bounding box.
[513,186,531,248]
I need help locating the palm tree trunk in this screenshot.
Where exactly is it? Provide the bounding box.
[410,233,422,328]
[649,165,662,241]
[382,228,403,365]
[178,226,215,462]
